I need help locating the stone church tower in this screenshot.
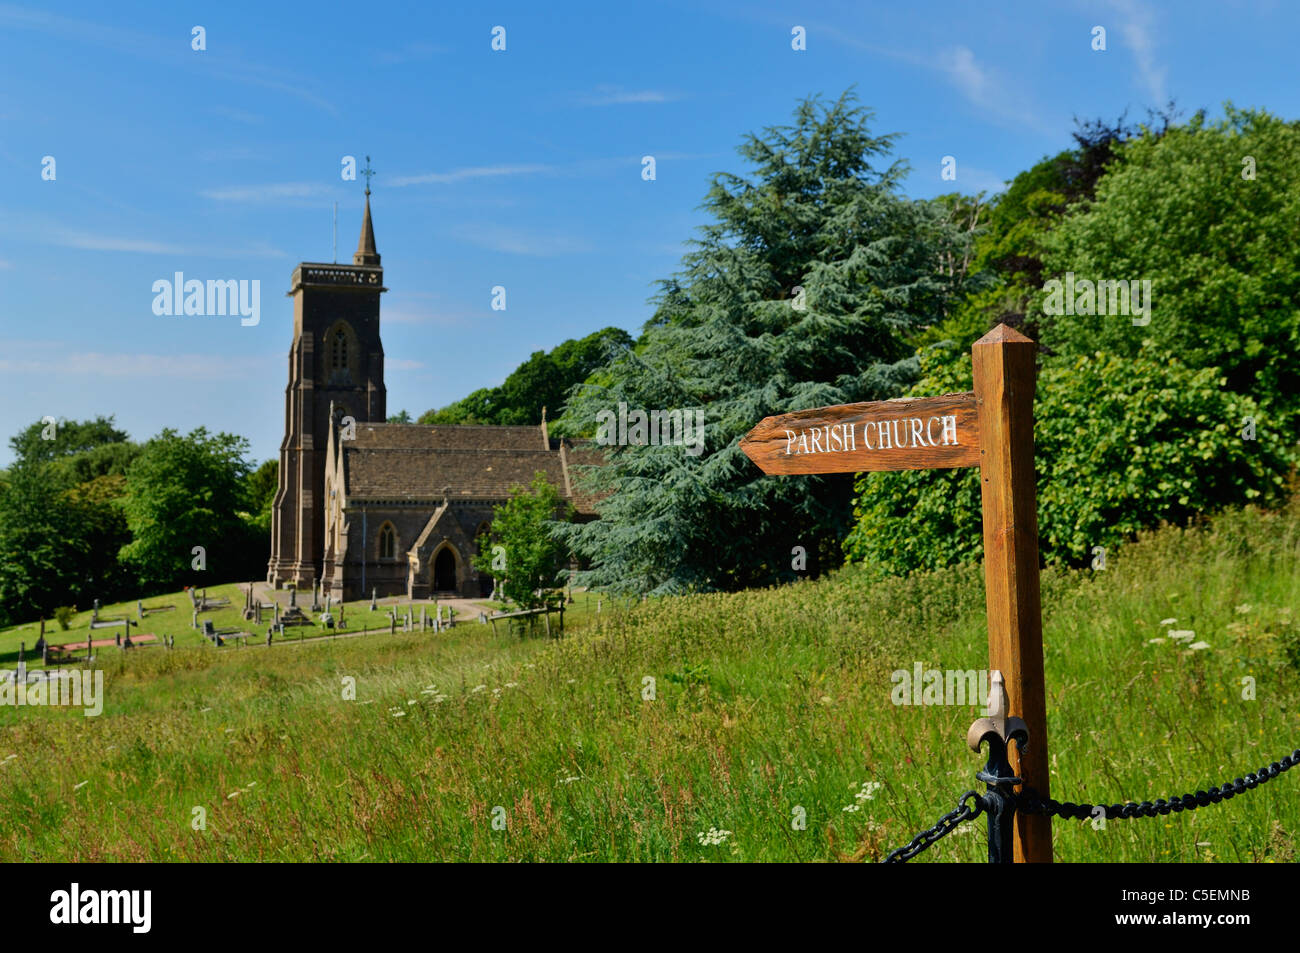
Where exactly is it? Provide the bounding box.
[266,190,386,589]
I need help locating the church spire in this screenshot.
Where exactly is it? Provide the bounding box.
[353,156,380,267]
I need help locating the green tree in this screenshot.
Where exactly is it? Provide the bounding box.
[387,409,413,423]
[473,472,574,609]
[119,428,256,591]
[419,328,633,427]
[0,461,99,625]
[1037,106,1300,430]
[555,90,981,594]
[245,459,278,533]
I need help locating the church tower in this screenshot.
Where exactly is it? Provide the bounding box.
[267,179,387,589]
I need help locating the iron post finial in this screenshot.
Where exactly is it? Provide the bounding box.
[967,670,1031,863]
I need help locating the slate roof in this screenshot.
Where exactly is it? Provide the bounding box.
[340,423,601,514]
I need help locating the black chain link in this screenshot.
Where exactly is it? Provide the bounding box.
[881,747,1299,862]
[881,790,982,863]
[1018,748,1300,821]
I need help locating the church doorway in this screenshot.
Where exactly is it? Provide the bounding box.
[432,548,457,594]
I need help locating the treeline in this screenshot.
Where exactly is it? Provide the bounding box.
[0,417,276,626]
[418,327,633,426]
[467,90,1298,594]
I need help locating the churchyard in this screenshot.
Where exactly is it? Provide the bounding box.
[1,500,1296,862]
[0,583,608,671]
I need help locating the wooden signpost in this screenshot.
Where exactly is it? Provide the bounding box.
[740,324,1051,863]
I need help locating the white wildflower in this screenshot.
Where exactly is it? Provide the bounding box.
[1188,641,1211,651]
[696,827,732,846]
[1159,618,1177,626]
[73,780,89,791]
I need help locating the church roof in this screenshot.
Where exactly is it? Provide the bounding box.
[339,423,600,514]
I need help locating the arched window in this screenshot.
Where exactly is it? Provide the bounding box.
[331,328,348,370]
[378,523,396,560]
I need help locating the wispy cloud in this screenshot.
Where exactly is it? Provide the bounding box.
[211,105,264,125]
[200,182,333,202]
[1105,0,1167,103]
[373,41,443,65]
[933,45,1051,133]
[386,358,425,371]
[811,24,1055,135]
[0,349,256,380]
[451,223,593,257]
[388,164,552,187]
[37,226,285,259]
[54,232,184,255]
[577,85,682,106]
[0,3,336,115]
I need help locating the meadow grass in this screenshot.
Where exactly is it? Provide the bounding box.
[1,503,1296,862]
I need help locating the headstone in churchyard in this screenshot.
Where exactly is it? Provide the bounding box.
[420,605,426,631]
[371,588,377,611]
[92,599,99,624]
[389,614,396,635]
[137,600,144,621]
[191,610,198,629]
[289,585,297,608]
[267,629,273,646]
[39,618,45,638]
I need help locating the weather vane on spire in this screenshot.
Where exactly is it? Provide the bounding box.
[361,155,376,196]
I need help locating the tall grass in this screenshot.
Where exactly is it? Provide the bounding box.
[1,503,1296,862]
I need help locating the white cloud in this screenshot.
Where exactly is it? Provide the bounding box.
[0,350,256,380]
[388,164,552,187]
[40,228,286,259]
[211,105,264,125]
[1105,0,1168,104]
[578,85,681,106]
[200,182,333,202]
[55,232,184,254]
[934,45,1048,132]
[450,224,593,257]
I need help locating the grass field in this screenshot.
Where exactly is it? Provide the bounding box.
[1,503,1297,862]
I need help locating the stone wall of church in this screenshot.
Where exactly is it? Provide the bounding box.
[331,501,497,601]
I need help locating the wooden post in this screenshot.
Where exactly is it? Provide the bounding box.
[972,324,1051,864]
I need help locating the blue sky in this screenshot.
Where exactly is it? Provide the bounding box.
[1,0,1296,466]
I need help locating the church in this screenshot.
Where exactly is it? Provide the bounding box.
[266,187,598,600]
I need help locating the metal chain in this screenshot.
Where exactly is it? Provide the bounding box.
[882,790,982,863]
[1018,748,1300,821]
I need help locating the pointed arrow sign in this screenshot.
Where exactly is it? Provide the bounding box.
[738,391,980,475]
